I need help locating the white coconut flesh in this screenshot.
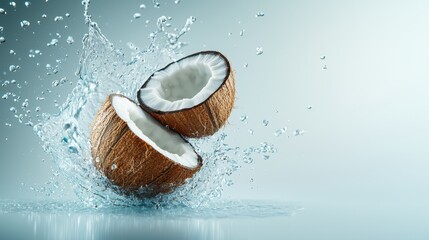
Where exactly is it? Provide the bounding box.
[138,52,228,112]
[111,95,199,168]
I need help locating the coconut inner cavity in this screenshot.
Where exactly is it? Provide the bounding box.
[111,95,198,168]
[139,52,228,112]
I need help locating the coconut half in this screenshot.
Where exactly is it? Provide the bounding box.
[137,51,235,138]
[90,94,202,197]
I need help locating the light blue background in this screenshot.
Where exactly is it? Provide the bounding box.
[1,0,428,239]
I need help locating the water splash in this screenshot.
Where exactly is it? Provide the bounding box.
[29,5,278,208]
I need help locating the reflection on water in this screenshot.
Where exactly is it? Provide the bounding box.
[0,200,299,240]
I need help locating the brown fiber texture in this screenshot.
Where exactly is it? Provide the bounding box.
[90,94,202,197]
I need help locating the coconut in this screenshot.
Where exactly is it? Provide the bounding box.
[90,94,202,197]
[137,51,235,138]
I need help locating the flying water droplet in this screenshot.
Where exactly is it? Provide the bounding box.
[255,11,265,17]
[65,13,70,17]
[320,55,326,60]
[133,13,141,19]
[243,156,254,164]
[0,26,3,32]
[9,65,20,72]
[47,38,59,46]
[174,0,181,4]
[0,37,6,44]
[22,99,29,108]
[66,36,74,44]
[248,129,254,135]
[111,164,117,170]
[307,105,312,109]
[25,1,31,7]
[256,47,264,55]
[20,20,31,28]
[157,16,168,31]
[239,29,245,36]
[240,115,248,122]
[139,4,146,9]
[274,127,286,136]
[243,63,248,68]
[9,2,16,8]
[42,14,47,18]
[0,8,6,15]
[322,65,328,70]
[52,80,60,87]
[153,1,160,8]
[293,129,304,136]
[54,16,64,22]
[262,119,269,126]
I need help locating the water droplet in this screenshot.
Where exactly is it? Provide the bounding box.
[22,100,29,108]
[133,13,141,19]
[0,26,3,32]
[256,47,264,55]
[52,80,60,87]
[9,49,15,55]
[274,127,287,136]
[139,4,146,9]
[9,2,16,8]
[239,29,245,36]
[0,36,5,44]
[65,13,70,17]
[307,105,312,109]
[9,107,17,113]
[174,0,180,4]
[228,32,232,36]
[322,65,328,70]
[5,123,12,127]
[240,115,248,122]
[255,11,265,17]
[36,96,45,101]
[66,36,74,44]
[243,63,248,68]
[68,146,78,153]
[25,1,31,7]
[248,129,254,135]
[35,106,40,112]
[42,14,47,18]
[54,16,64,22]
[0,8,6,15]
[157,16,168,31]
[111,163,117,170]
[20,20,31,29]
[293,129,304,136]
[243,156,254,164]
[320,55,326,60]
[153,1,160,8]
[9,65,20,72]
[262,119,269,126]
[95,157,100,163]
[47,38,58,46]
[250,178,254,182]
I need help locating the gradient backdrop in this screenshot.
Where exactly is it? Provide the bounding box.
[1,0,429,239]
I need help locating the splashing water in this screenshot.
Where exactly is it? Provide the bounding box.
[28,2,278,209]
